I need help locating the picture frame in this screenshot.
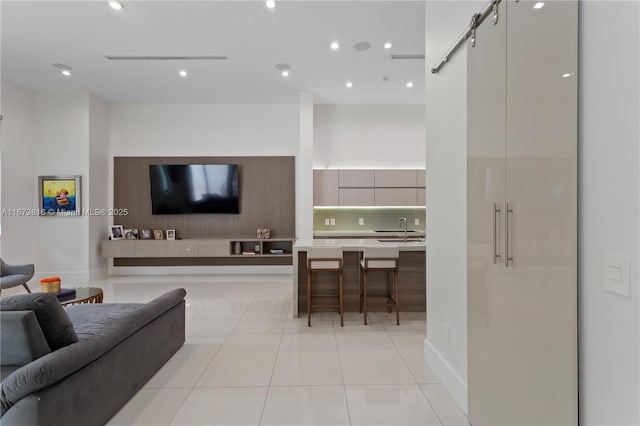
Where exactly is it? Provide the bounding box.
[140,229,153,240]
[110,225,124,240]
[153,229,164,240]
[166,229,176,241]
[38,175,81,216]
[124,228,139,240]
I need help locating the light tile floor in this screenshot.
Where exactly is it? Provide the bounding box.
[36,274,467,426]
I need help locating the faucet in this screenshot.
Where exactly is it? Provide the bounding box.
[399,217,408,243]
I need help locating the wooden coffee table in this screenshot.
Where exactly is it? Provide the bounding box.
[59,287,104,306]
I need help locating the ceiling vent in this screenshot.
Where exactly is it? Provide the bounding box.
[104,55,227,60]
[390,54,425,60]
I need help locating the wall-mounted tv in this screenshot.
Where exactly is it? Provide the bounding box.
[149,164,239,214]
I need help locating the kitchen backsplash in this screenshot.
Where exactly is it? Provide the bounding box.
[313,207,426,231]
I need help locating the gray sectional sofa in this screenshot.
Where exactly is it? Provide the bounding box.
[0,288,186,426]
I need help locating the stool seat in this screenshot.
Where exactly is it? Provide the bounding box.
[307,247,344,327]
[360,247,400,325]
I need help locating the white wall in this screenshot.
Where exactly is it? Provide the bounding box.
[0,82,36,263]
[109,104,299,157]
[314,104,425,169]
[33,92,90,280]
[579,2,640,424]
[88,94,109,278]
[297,93,314,239]
[424,1,480,413]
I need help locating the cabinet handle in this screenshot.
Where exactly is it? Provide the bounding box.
[493,203,501,264]
[505,203,514,267]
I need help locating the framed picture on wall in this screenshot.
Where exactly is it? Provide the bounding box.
[38,175,81,216]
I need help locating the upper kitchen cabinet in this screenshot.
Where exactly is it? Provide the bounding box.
[338,169,375,187]
[313,170,339,206]
[374,170,418,187]
[417,170,426,188]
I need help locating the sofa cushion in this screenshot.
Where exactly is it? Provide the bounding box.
[0,311,51,366]
[0,293,78,350]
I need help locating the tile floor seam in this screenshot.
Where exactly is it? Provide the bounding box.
[258,319,286,425]
[165,385,197,426]
[386,328,422,384]
[418,384,446,426]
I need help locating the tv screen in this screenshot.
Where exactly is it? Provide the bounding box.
[149,164,239,214]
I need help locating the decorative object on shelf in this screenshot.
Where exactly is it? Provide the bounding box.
[38,175,82,216]
[257,228,271,239]
[166,229,176,240]
[270,249,285,254]
[233,241,241,255]
[110,225,124,240]
[125,228,139,239]
[140,229,153,239]
[40,277,61,293]
[153,229,164,240]
[254,243,260,253]
[55,288,77,301]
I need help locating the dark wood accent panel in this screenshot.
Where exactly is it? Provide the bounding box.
[114,157,295,240]
[297,251,425,313]
[114,256,292,266]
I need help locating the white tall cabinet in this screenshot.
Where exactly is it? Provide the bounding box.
[467,1,577,425]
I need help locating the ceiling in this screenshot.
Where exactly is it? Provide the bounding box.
[1,1,425,104]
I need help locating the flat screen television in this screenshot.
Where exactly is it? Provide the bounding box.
[149,164,239,214]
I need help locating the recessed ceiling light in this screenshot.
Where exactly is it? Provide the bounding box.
[354,41,371,51]
[108,1,123,10]
[346,81,353,88]
[265,0,276,9]
[330,41,340,50]
[533,2,545,9]
[406,81,414,88]
[53,63,72,76]
[282,70,289,77]
[179,70,188,77]
[384,42,393,49]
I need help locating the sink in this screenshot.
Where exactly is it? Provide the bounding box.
[374,230,418,233]
[377,238,425,243]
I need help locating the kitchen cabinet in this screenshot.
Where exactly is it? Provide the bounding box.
[416,170,425,188]
[416,188,425,206]
[338,169,374,187]
[374,170,417,187]
[338,188,375,206]
[466,1,577,425]
[313,170,339,206]
[374,188,416,206]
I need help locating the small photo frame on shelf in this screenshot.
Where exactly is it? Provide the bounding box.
[153,229,164,240]
[166,229,176,241]
[124,229,139,240]
[38,175,82,216]
[110,225,124,240]
[140,229,153,240]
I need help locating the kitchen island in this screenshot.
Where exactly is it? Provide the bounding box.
[293,239,426,318]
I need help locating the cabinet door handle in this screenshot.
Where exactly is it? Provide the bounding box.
[493,203,501,264]
[505,203,514,267]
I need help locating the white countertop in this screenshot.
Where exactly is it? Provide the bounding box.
[294,238,425,252]
[313,230,425,238]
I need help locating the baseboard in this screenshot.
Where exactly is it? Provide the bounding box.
[109,265,294,275]
[89,267,108,281]
[424,338,468,414]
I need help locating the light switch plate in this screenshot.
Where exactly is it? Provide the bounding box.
[324,218,330,226]
[330,218,336,226]
[604,254,630,297]
[359,218,364,226]
[414,218,420,225]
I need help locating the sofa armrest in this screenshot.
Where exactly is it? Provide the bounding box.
[1,311,51,366]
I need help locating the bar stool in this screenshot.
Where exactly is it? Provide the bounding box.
[359,247,400,326]
[307,247,344,327]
